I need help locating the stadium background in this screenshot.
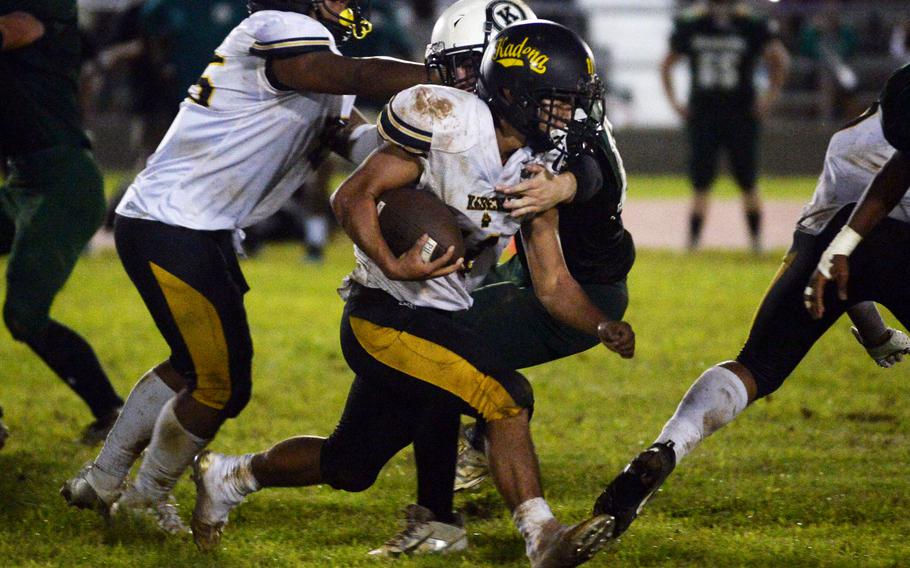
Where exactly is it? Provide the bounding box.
[1,1,909,566]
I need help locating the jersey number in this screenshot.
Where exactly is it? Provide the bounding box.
[697,51,739,90]
[189,54,225,107]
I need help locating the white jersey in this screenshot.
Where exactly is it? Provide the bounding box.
[342,85,540,311]
[797,105,910,235]
[117,10,354,230]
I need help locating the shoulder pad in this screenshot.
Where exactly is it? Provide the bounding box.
[248,11,334,58]
[378,86,480,156]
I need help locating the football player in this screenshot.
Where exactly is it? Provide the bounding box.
[421,0,637,494]
[1,3,125,445]
[190,21,633,567]
[61,0,446,533]
[593,64,910,541]
[662,0,790,251]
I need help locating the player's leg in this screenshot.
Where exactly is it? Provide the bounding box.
[1,149,123,438]
[687,115,721,250]
[728,113,763,252]
[594,224,851,536]
[111,216,253,516]
[344,286,613,565]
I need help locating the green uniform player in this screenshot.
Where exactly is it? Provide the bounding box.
[0,1,123,445]
[660,0,789,251]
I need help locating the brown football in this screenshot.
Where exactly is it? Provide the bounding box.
[377,186,466,262]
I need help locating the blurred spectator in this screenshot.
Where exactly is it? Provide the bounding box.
[798,13,857,61]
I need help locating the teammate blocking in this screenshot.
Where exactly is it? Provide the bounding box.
[61,0,445,532]
[190,21,633,567]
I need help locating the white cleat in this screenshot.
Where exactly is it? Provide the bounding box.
[112,484,190,535]
[60,463,120,517]
[191,450,245,552]
[368,504,468,557]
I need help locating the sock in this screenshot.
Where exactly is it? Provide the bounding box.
[655,365,749,464]
[25,320,123,419]
[746,209,762,241]
[513,497,556,558]
[414,407,460,524]
[131,398,210,503]
[218,454,260,503]
[90,368,175,493]
[688,213,704,247]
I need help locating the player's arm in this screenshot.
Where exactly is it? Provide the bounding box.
[331,143,461,281]
[521,210,634,358]
[805,150,910,318]
[755,39,790,120]
[660,50,687,119]
[0,11,45,51]
[272,52,438,101]
[501,153,603,217]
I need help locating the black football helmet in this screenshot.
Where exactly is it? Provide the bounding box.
[880,63,910,152]
[247,0,372,43]
[476,20,604,156]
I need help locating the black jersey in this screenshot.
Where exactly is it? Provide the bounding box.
[670,5,777,111]
[517,127,635,285]
[0,0,90,157]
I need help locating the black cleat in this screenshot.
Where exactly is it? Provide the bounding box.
[593,441,676,537]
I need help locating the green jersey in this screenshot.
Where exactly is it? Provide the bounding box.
[0,0,89,158]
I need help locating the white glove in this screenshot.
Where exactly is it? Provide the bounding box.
[852,327,910,368]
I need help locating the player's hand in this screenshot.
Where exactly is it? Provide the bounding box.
[804,255,850,319]
[597,321,635,359]
[499,164,573,217]
[384,234,463,281]
[851,327,910,368]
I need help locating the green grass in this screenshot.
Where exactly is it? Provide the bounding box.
[1,201,908,566]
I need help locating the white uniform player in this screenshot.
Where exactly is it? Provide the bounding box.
[343,85,541,311]
[117,10,354,230]
[798,105,910,235]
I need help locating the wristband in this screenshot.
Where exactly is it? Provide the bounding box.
[817,225,862,278]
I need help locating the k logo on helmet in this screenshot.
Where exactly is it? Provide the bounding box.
[493,36,549,74]
[489,1,529,31]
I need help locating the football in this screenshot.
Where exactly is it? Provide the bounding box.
[377,186,466,262]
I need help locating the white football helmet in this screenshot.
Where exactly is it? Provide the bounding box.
[426,0,536,90]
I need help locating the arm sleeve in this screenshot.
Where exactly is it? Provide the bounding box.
[249,13,334,59]
[565,152,603,204]
[376,86,435,157]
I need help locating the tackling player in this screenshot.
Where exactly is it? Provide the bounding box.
[593,64,910,540]
[662,0,789,251]
[1,3,125,445]
[190,21,633,567]
[61,0,445,532]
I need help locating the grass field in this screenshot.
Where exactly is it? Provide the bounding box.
[1,178,909,567]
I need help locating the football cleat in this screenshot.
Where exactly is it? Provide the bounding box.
[0,406,9,450]
[79,406,122,446]
[529,515,614,568]
[191,451,245,552]
[852,326,910,368]
[368,504,468,557]
[454,424,489,492]
[112,484,190,535]
[60,463,120,517]
[593,441,676,537]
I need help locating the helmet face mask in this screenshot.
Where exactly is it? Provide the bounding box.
[247,0,372,43]
[426,0,536,92]
[477,21,604,162]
